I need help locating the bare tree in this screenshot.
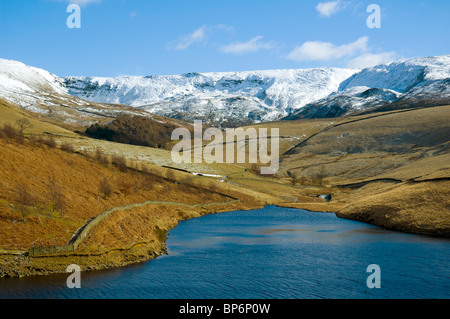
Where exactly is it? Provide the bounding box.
[118,176,133,197]
[140,174,154,191]
[15,119,33,135]
[165,169,176,182]
[251,164,262,176]
[47,174,66,215]
[15,183,34,221]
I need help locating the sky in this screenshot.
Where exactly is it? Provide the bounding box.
[0,0,449,77]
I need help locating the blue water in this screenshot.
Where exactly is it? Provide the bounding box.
[1,206,449,299]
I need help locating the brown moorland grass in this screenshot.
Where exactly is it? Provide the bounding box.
[336,180,450,237]
[223,106,450,237]
[0,133,233,251]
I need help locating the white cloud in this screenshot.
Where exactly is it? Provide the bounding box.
[287,36,369,61]
[219,36,274,54]
[168,25,233,51]
[347,52,398,69]
[172,26,208,50]
[316,1,344,17]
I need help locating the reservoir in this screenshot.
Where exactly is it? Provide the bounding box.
[0,206,449,299]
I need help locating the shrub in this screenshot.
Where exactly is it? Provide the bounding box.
[99,178,113,198]
[43,136,57,148]
[94,148,109,166]
[60,141,75,153]
[313,166,327,186]
[1,123,18,138]
[111,154,127,172]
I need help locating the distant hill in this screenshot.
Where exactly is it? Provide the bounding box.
[1,55,449,125]
[284,55,450,119]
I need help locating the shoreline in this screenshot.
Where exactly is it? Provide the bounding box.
[0,200,266,278]
[2,197,449,279]
[276,202,450,239]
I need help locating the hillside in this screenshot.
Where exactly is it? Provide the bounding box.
[275,106,450,236]
[0,117,271,277]
[0,59,187,128]
[2,56,449,125]
[65,68,358,125]
[85,113,192,150]
[1,57,449,277]
[65,55,450,123]
[285,55,450,119]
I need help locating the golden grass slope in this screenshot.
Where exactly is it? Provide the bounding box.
[0,134,243,251]
[336,180,450,237]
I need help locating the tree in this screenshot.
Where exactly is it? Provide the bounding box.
[15,119,33,135]
[47,174,66,215]
[15,182,34,221]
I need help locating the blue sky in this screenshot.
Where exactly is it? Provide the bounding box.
[0,0,449,77]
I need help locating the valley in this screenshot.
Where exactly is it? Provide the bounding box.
[0,56,449,278]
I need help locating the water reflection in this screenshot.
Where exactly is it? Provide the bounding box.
[1,206,449,299]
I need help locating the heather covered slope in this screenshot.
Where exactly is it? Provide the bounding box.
[0,124,271,277]
[271,105,450,236]
[336,180,450,237]
[0,131,233,251]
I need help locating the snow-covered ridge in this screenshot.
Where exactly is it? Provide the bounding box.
[0,58,158,125]
[1,55,449,124]
[0,59,67,95]
[64,68,359,123]
[339,55,450,93]
[286,55,450,119]
[0,59,68,111]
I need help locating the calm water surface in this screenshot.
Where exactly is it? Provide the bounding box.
[1,206,449,299]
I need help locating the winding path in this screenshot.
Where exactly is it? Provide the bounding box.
[67,198,240,248]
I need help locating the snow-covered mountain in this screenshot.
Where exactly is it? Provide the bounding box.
[1,55,449,125]
[0,59,68,113]
[0,59,163,125]
[64,68,359,125]
[285,55,450,119]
